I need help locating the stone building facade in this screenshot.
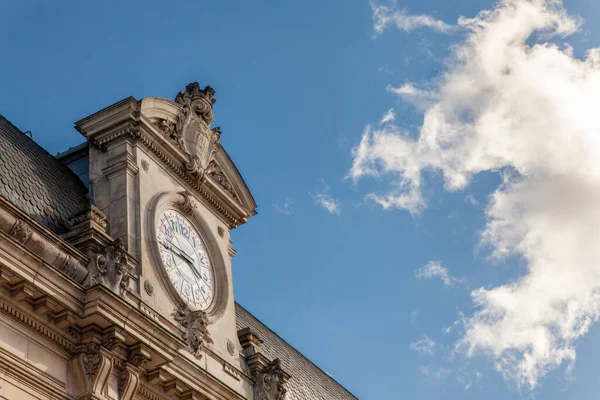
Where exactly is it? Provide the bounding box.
[0,83,357,400]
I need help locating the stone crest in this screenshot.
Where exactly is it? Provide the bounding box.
[172,305,214,359]
[174,82,222,181]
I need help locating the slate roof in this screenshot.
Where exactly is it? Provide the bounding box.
[0,115,90,233]
[235,303,358,400]
[0,114,356,399]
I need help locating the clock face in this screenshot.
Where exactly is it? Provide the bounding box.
[155,210,215,310]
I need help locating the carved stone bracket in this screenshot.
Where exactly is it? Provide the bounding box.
[117,344,151,400]
[172,306,213,359]
[145,367,205,399]
[238,327,264,358]
[73,343,114,398]
[239,328,290,400]
[119,363,141,400]
[254,359,290,400]
[128,342,152,369]
[70,324,152,400]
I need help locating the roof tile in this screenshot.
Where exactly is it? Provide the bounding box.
[0,116,90,233]
[235,303,358,400]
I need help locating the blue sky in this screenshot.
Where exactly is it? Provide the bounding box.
[3,0,600,398]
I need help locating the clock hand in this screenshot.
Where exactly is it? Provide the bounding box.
[164,239,195,265]
[168,244,203,280]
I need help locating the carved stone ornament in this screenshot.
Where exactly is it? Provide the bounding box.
[174,82,222,181]
[254,359,289,400]
[207,160,238,199]
[68,205,109,232]
[90,253,107,286]
[172,305,214,359]
[9,219,32,244]
[73,343,113,397]
[178,191,197,215]
[89,238,131,297]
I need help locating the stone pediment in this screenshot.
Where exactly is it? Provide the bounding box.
[75,83,257,229]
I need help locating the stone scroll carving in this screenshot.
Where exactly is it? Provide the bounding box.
[255,359,288,400]
[119,363,141,400]
[172,306,214,359]
[89,238,131,298]
[174,82,222,181]
[73,343,113,398]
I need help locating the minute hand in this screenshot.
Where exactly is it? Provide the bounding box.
[166,240,195,265]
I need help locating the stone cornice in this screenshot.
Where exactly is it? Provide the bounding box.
[75,96,257,229]
[81,286,251,399]
[0,297,74,354]
[0,196,89,284]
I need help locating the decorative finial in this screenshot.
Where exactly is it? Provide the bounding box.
[175,82,216,124]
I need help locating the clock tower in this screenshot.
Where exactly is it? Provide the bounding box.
[74,82,259,398]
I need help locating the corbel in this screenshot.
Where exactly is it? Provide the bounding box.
[118,363,141,400]
[9,281,37,302]
[53,309,76,329]
[179,389,205,400]
[32,295,59,316]
[238,327,291,400]
[0,267,17,285]
[72,343,114,398]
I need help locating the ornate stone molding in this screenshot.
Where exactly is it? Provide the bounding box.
[128,343,152,368]
[136,385,163,400]
[0,200,89,284]
[68,206,109,233]
[9,219,32,244]
[172,306,214,359]
[89,126,244,228]
[54,253,84,281]
[208,160,238,199]
[238,327,264,357]
[0,297,74,352]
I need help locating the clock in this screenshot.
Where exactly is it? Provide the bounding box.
[155,209,215,310]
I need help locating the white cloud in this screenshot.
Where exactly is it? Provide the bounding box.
[464,194,479,206]
[310,182,342,215]
[274,198,294,215]
[411,334,436,356]
[387,83,440,110]
[419,365,452,380]
[410,309,420,324]
[311,192,341,214]
[352,0,598,389]
[416,261,460,287]
[372,1,457,36]
[380,108,396,125]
